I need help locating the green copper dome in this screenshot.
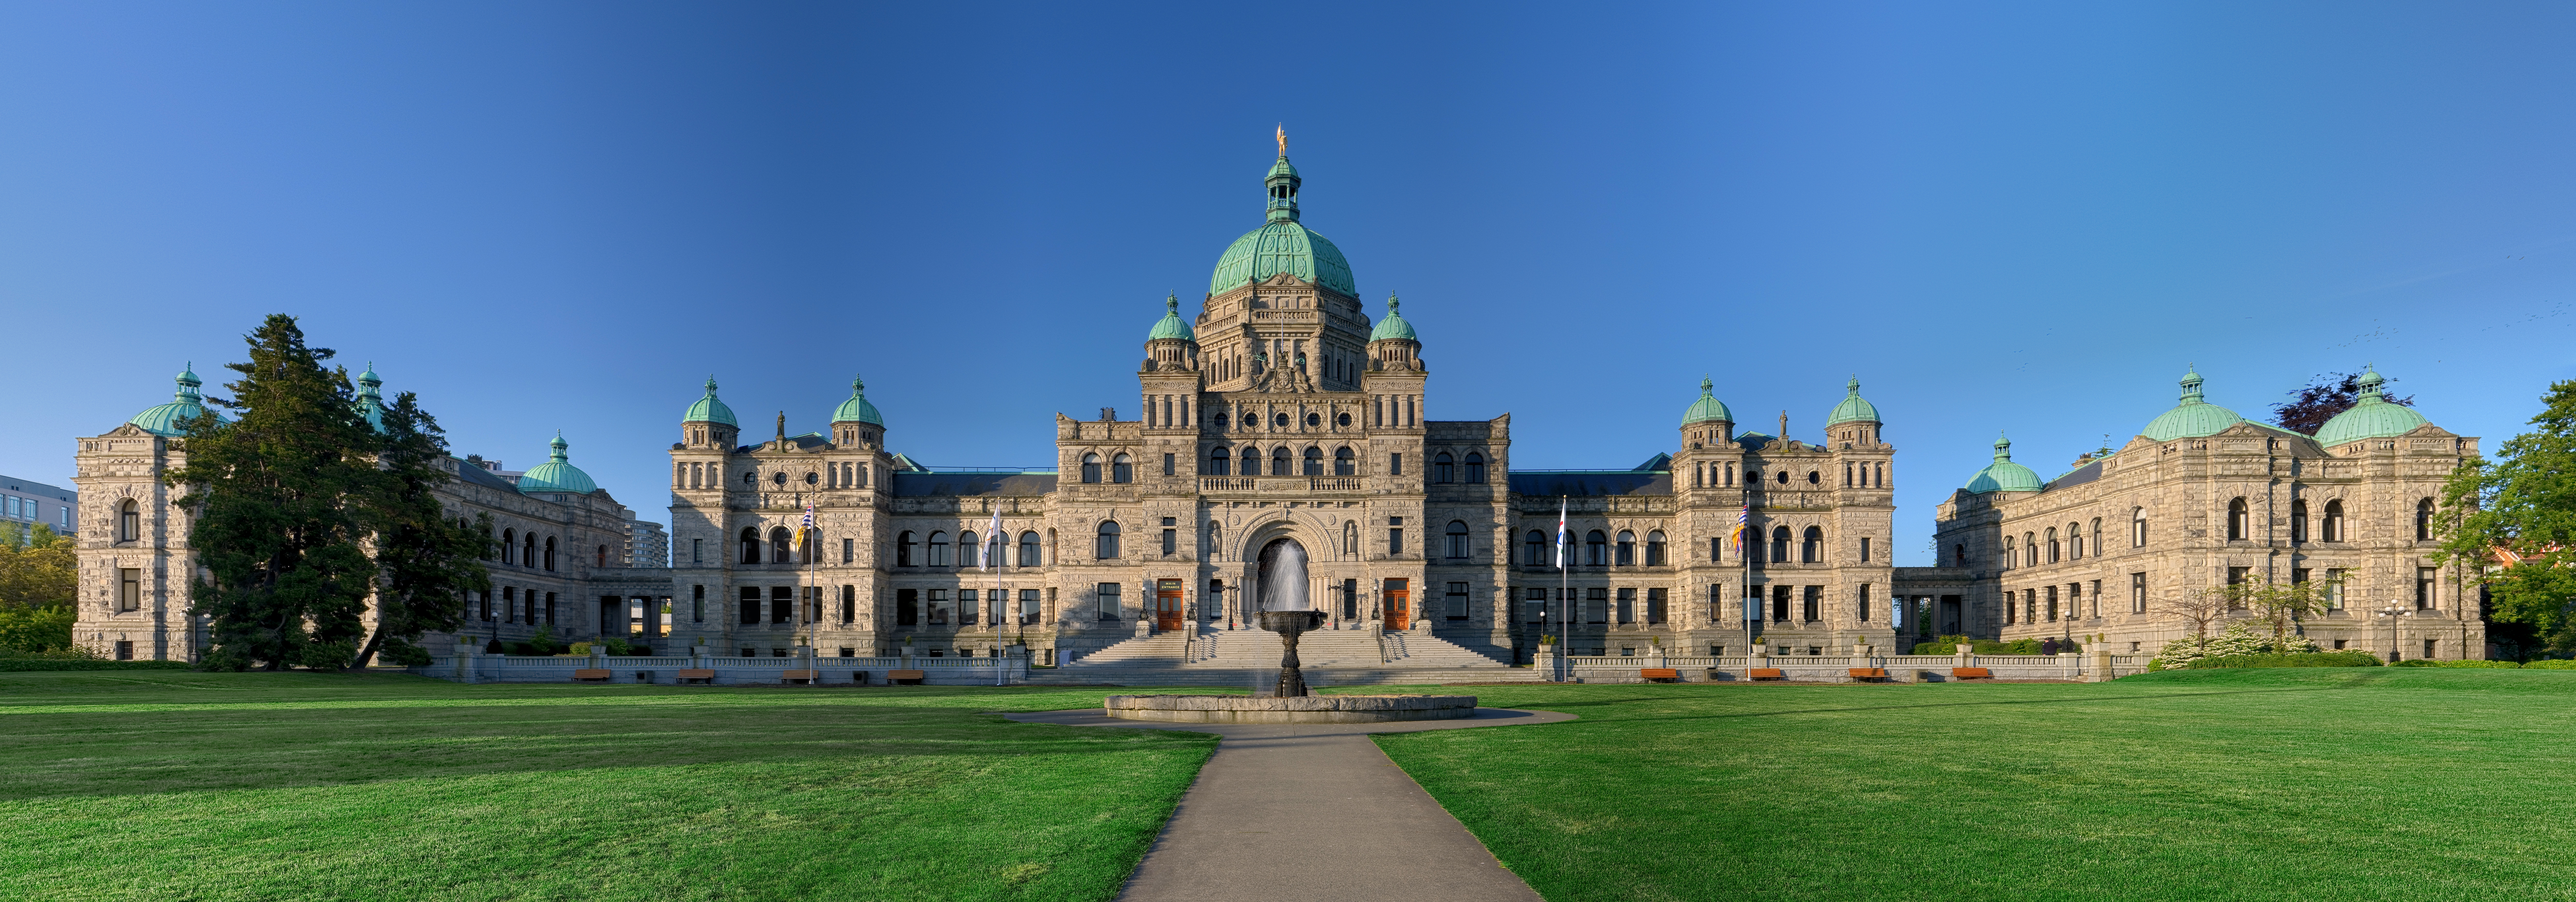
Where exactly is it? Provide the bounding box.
[128,363,226,437]
[354,362,387,433]
[684,376,738,427]
[516,433,597,495]
[1146,294,1195,341]
[2141,367,2245,441]
[831,375,884,426]
[1208,152,1357,297]
[1681,377,1734,426]
[1368,293,1417,342]
[1965,433,2044,494]
[1826,375,1880,425]
[2314,367,2428,448]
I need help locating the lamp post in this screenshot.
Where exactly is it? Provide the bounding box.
[2375,602,2410,662]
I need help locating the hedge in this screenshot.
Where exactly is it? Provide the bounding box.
[0,658,194,673]
[2183,651,2383,669]
[2434,659,2525,669]
[2523,659,2576,670]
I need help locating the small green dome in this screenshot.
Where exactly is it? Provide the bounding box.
[1681,377,1733,426]
[128,362,225,437]
[2140,367,2245,441]
[1208,152,1356,297]
[516,433,597,495]
[1146,294,1195,341]
[2314,367,2428,447]
[1369,293,1417,342]
[354,362,387,433]
[831,375,884,426]
[1826,375,1880,426]
[1965,432,2044,494]
[684,376,738,427]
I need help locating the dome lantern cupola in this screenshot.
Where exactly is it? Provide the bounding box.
[1680,376,1734,427]
[1144,294,1198,371]
[1825,374,1882,445]
[1367,293,1422,371]
[516,432,598,495]
[1209,131,1356,298]
[681,375,739,448]
[2140,365,2246,441]
[2314,366,2430,449]
[354,362,387,433]
[1964,432,2044,494]
[128,362,227,437]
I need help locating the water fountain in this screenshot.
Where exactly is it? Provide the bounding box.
[1104,536,1477,723]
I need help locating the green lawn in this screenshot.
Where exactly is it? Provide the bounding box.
[0,672,1221,902]
[1363,670,2576,901]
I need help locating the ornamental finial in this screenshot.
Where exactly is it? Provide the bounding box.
[1276,124,1286,157]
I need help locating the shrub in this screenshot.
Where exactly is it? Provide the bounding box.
[0,605,77,654]
[2393,658,2442,668]
[0,657,193,672]
[2183,651,2383,669]
[2150,622,2319,670]
[2436,659,2523,669]
[2522,659,2576,670]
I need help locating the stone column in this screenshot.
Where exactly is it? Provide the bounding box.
[2089,648,2114,682]
[455,638,478,684]
[1955,643,1973,679]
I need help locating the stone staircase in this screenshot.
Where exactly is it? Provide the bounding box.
[1029,627,1543,687]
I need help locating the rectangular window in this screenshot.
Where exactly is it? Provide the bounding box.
[2417,567,2437,610]
[114,640,133,661]
[1586,587,1608,623]
[692,538,702,564]
[1616,587,1636,624]
[2292,568,2310,585]
[2088,580,2100,618]
[2424,638,2438,659]
[1447,582,1470,621]
[741,587,761,624]
[1646,587,1667,624]
[503,587,518,623]
[2044,584,2058,622]
[842,538,854,564]
[1097,582,1122,621]
[1388,517,1403,555]
[2025,589,2037,624]
[1856,583,1871,622]
[1344,578,1360,620]
[2325,569,2346,609]
[2333,639,2348,650]
[841,585,855,623]
[1772,585,1791,622]
[928,589,950,624]
[1020,588,1040,624]
[1162,453,1175,476]
[1860,537,1871,562]
[117,569,140,612]
[691,585,705,622]
[772,586,793,624]
[1162,528,1176,555]
[1390,453,1402,476]
[959,589,979,626]
[1526,586,1548,622]
[1802,585,1821,622]
[546,592,557,626]
[2131,572,2147,613]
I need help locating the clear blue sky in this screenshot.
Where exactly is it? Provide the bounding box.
[5,2,2572,565]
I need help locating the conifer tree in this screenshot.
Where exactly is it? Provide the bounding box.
[350,391,489,669]
[2438,380,2576,658]
[171,315,382,671]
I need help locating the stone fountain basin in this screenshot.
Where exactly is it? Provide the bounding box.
[1103,694,1477,724]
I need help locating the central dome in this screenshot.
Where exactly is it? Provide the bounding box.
[1208,151,1356,297]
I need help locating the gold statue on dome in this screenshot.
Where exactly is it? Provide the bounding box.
[1276,124,1286,156]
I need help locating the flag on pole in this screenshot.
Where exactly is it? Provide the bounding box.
[1730,504,1749,554]
[985,507,1003,572]
[797,503,815,552]
[1554,497,1570,569]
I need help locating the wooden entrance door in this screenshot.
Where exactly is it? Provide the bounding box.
[1383,578,1410,631]
[1155,580,1184,632]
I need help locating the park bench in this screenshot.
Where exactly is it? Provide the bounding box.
[675,669,715,684]
[1639,667,1680,683]
[572,669,612,683]
[1748,668,1786,681]
[1952,667,1993,680]
[781,670,818,686]
[888,669,927,685]
[1848,667,1890,682]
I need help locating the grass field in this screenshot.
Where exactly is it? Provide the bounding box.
[0,672,1220,901]
[1366,670,2576,902]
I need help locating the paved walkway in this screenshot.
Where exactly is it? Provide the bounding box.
[1005,707,1574,902]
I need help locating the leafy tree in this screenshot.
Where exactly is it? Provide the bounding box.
[0,523,78,611]
[350,391,490,670]
[2221,575,2333,648]
[2272,371,2414,435]
[2437,380,2576,656]
[0,605,77,654]
[170,315,382,671]
[2155,584,2232,638]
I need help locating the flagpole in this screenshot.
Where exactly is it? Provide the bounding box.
[1556,496,1569,683]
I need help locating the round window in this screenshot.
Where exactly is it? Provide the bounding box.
[772,471,788,486]
[1214,414,1228,428]
[1336,413,1351,427]
[1274,413,1290,428]
[1807,471,1820,485]
[1306,413,1321,427]
[806,472,820,485]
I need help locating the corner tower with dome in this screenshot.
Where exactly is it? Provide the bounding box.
[1927,366,2484,661]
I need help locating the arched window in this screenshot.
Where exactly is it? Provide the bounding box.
[927,531,950,567]
[1585,530,1608,566]
[896,531,916,566]
[801,531,820,565]
[1095,521,1121,559]
[596,545,607,567]
[1801,526,1823,563]
[1080,453,1101,484]
[1209,447,1230,475]
[2022,532,2036,567]
[1344,521,1358,557]
[1954,544,1969,566]
[2227,498,2249,541]
[1334,447,1355,476]
[1646,530,1666,565]
[959,531,979,569]
[2089,518,2102,556]
[770,527,792,564]
[501,529,516,564]
[1615,530,1636,565]
[1446,521,1470,559]
[1771,527,1791,563]
[1020,531,1042,566]
[2416,498,2436,541]
[524,533,536,568]
[2045,528,2060,564]
[1111,453,1133,484]
[1525,530,1547,566]
[1465,452,1486,483]
[2291,500,2309,543]
[1302,447,1323,476]
[544,537,556,571]
[2002,534,2015,568]
[1434,453,1455,484]
[2067,523,2083,559]
[2132,508,2148,547]
[2323,500,2344,542]
[117,499,139,543]
[741,528,760,564]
